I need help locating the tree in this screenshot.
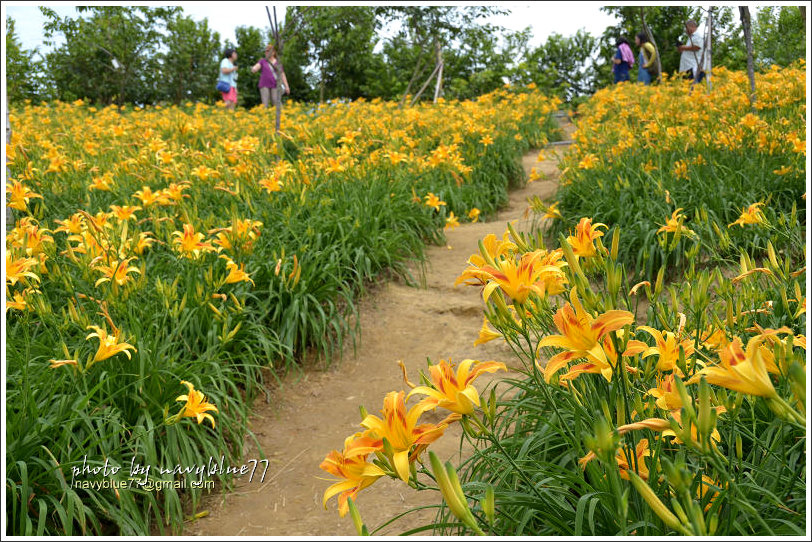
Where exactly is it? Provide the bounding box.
[160,15,222,105]
[753,6,806,68]
[6,17,45,103]
[281,6,379,103]
[40,6,180,106]
[375,6,505,105]
[234,25,266,109]
[512,30,600,102]
[740,7,756,110]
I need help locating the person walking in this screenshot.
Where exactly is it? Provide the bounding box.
[635,32,658,85]
[252,43,290,132]
[612,37,635,84]
[218,48,239,110]
[677,20,706,83]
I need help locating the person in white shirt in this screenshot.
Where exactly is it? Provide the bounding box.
[677,20,706,83]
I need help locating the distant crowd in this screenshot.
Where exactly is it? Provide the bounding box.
[612,20,707,85]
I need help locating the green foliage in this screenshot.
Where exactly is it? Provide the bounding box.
[513,30,600,102]
[160,15,222,105]
[6,17,45,103]
[234,25,266,109]
[753,6,806,68]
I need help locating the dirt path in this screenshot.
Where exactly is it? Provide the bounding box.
[186,115,575,536]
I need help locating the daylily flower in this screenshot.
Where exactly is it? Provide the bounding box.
[223,258,255,285]
[635,326,695,373]
[320,433,385,517]
[466,249,568,304]
[646,372,684,411]
[728,202,767,228]
[109,204,142,222]
[468,208,481,223]
[566,217,606,258]
[176,380,219,428]
[407,358,506,415]
[657,208,695,238]
[6,254,41,286]
[538,287,635,382]
[579,438,651,481]
[172,224,216,259]
[687,336,777,398]
[445,212,460,229]
[361,391,454,482]
[85,324,136,364]
[6,179,43,211]
[424,192,446,212]
[474,316,502,346]
[92,257,141,287]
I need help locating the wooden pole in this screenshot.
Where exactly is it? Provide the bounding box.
[432,42,443,103]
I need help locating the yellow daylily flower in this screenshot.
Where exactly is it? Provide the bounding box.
[566,217,606,258]
[361,391,455,482]
[223,259,255,285]
[728,202,767,228]
[468,208,481,223]
[176,380,219,428]
[445,212,460,229]
[538,287,635,382]
[579,438,651,481]
[6,254,41,286]
[424,192,446,212]
[656,208,695,238]
[407,358,506,415]
[474,316,502,346]
[85,325,137,364]
[646,372,684,411]
[92,257,141,287]
[635,326,695,373]
[467,249,568,304]
[172,223,216,260]
[6,179,43,211]
[687,336,777,398]
[320,433,385,517]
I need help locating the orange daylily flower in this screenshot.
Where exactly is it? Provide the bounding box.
[92,257,141,287]
[687,336,777,397]
[320,433,385,517]
[538,287,635,382]
[579,438,651,481]
[465,249,568,304]
[566,217,606,258]
[6,179,43,211]
[635,326,695,372]
[361,391,455,482]
[407,358,507,415]
[646,372,684,411]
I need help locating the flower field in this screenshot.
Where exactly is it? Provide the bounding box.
[318,65,806,536]
[4,89,562,535]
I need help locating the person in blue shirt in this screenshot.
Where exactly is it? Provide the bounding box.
[613,37,634,84]
[218,49,239,110]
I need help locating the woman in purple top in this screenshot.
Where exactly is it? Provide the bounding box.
[252,43,290,133]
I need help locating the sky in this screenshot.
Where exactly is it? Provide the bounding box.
[4,2,621,55]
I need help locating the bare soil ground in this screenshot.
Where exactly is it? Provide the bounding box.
[185,117,575,536]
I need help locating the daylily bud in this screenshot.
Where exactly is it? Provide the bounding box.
[610,227,620,261]
[347,497,369,536]
[787,361,806,413]
[482,485,495,526]
[654,266,665,297]
[709,511,719,535]
[766,241,779,269]
[671,498,690,527]
[428,451,484,535]
[735,434,743,461]
[628,471,687,535]
[359,405,368,421]
[696,377,715,449]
